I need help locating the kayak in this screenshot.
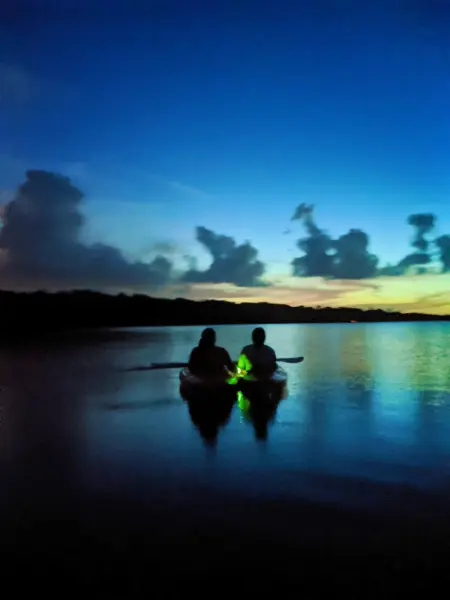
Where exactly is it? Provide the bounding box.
[179,365,287,402]
[179,367,234,389]
[237,365,288,400]
[179,368,237,401]
[237,365,287,386]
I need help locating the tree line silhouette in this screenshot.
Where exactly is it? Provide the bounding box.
[0,289,447,337]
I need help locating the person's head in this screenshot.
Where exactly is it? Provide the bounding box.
[199,327,216,348]
[252,327,266,346]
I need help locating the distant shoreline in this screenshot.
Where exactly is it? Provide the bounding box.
[1,289,448,337]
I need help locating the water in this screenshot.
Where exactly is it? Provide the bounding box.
[1,322,450,587]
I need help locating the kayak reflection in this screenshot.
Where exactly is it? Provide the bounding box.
[179,362,289,444]
[180,384,237,447]
[237,384,288,441]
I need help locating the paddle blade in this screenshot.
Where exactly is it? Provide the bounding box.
[125,361,188,371]
[277,356,304,364]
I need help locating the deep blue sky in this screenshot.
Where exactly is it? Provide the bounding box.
[1,0,450,295]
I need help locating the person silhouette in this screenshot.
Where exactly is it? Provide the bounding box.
[188,328,235,378]
[238,327,277,377]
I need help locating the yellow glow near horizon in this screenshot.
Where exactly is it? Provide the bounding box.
[157,273,450,315]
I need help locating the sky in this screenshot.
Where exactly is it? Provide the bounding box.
[1,0,450,314]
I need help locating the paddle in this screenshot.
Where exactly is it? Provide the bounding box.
[125,356,304,372]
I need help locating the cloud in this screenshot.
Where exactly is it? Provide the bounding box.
[291,203,335,277]
[408,213,435,252]
[146,241,179,255]
[0,170,172,290]
[182,226,267,287]
[436,235,450,272]
[139,240,184,258]
[291,206,449,280]
[381,213,438,276]
[291,203,378,279]
[397,252,431,269]
[291,203,320,233]
[333,229,378,279]
[378,263,403,276]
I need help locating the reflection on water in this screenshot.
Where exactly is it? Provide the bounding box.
[1,322,450,520]
[0,348,84,515]
[179,384,236,447]
[238,392,275,441]
[184,392,235,447]
[238,386,287,441]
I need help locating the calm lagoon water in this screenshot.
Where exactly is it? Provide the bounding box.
[1,321,450,524]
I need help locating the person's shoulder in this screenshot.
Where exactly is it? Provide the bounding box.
[188,346,200,362]
[217,345,230,355]
[265,345,276,355]
[241,344,255,356]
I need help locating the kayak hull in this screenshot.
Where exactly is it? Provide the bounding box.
[237,365,287,387]
[179,368,237,402]
[237,366,288,402]
[179,365,287,402]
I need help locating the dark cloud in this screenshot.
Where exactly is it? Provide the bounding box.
[291,203,321,235]
[291,207,450,280]
[333,229,378,279]
[291,203,377,279]
[291,203,335,277]
[380,213,450,276]
[378,263,403,276]
[381,213,437,276]
[292,235,335,277]
[141,240,181,258]
[397,252,431,269]
[0,170,172,290]
[436,235,450,272]
[149,241,178,255]
[182,226,267,287]
[407,213,435,252]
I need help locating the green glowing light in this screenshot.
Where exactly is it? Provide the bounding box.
[237,353,252,375]
[226,357,253,385]
[237,390,250,413]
